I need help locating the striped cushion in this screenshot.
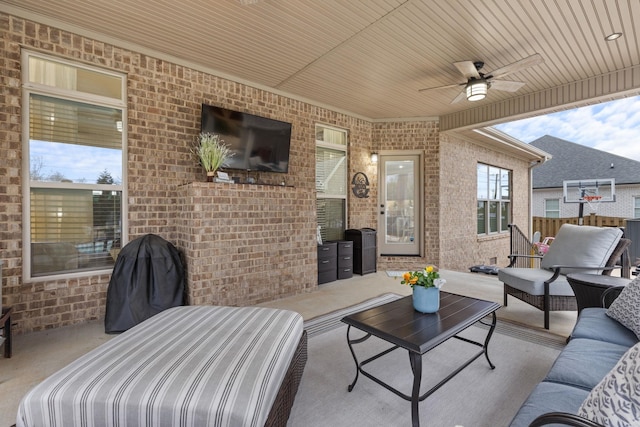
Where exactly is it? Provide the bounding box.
[17,305,303,427]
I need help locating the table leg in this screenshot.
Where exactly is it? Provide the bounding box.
[409,352,422,427]
[346,325,372,392]
[483,312,497,369]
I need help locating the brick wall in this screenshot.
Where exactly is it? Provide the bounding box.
[0,12,532,335]
[439,132,531,270]
[176,182,316,306]
[0,13,373,334]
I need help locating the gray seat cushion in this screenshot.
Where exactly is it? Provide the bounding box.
[498,267,574,296]
[544,338,630,391]
[508,381,590,427]
[570,308,639,348]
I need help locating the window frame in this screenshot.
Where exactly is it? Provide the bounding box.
[21,50,128,281]
[477,163,511,235]
[315,123,348,243]
[544,198,561,218]
[634,196,640,218]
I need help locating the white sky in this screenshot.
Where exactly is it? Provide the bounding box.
[494,96,640,162]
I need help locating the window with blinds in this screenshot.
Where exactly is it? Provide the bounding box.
[316,125,348,242]
[23,51,126,279]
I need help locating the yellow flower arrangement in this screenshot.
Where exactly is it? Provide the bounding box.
[400,265,446,289]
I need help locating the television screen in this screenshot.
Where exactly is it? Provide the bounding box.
[201,104,292,173]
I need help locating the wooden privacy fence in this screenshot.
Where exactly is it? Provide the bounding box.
[532,215,627,239]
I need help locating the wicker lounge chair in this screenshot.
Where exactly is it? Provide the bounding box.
[499,224,627,329]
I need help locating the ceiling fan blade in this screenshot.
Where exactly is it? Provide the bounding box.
[453,61,481,79]
[418,82,463,93]
[487,53,543,79]
[450,89,467,104]
[490,79,526,92]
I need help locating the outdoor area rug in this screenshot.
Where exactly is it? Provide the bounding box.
[287,293,565,426]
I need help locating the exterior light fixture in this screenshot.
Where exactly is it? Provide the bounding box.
[466,79,488,101]
[371,152,378,163]
[605,32,622,41]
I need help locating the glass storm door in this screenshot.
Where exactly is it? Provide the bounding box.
[378,154,421,256]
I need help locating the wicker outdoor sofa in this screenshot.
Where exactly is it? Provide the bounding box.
[16,305,307,427]
[509,281,640,426]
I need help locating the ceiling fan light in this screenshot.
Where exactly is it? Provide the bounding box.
[466,79,487,101]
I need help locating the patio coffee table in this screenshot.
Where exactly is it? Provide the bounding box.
[341,291,500,427]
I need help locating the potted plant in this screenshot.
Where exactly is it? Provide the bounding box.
[192,132,233,181]
[400,265,446,313]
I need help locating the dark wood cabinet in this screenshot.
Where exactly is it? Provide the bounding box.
[345,228,377,275]
[317,242,337,284]
[337,241,353,279]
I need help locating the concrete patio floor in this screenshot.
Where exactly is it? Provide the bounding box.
[0,269,577,427]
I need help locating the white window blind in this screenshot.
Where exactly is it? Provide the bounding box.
[316,199,346,242]
[30,94,122,153]
[316,124,348,242]
[315,146,347,195]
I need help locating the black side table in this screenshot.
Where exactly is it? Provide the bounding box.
[1,306,13,358]
[567,274,631,314]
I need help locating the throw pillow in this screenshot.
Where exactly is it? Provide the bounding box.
[606,276,640,339]
[577,342,640,424]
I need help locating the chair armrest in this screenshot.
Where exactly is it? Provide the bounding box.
[545,265,618,286]
[508,254,543,260]
[506,253,543,267]
[547,265,617,271]
[528,412,603,427]
[601,285,626,308]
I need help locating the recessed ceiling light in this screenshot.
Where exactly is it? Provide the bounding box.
[605,32,623,41]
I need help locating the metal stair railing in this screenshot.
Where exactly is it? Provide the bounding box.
[508,223,540,268]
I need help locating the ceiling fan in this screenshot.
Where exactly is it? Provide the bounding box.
[418,53,544,103]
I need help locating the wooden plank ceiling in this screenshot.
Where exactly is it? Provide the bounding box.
[3,0,639,122]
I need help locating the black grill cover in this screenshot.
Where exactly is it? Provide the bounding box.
[105,234,185,333]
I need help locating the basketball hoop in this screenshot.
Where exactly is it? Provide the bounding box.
[582,195,602,213]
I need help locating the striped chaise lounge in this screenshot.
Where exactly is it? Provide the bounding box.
[17,305,307,427]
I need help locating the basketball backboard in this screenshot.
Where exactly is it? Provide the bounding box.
[563,179,615,203]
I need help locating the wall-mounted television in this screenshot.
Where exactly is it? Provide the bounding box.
[201,104,292,173]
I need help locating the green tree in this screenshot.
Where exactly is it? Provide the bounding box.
[97,169,114,184]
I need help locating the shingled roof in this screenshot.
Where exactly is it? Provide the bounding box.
[530,135,640,189]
